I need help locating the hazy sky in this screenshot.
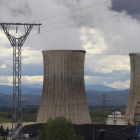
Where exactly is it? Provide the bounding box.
[0,0,140,89]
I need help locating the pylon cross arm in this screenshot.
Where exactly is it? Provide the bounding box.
[0,23,37,46]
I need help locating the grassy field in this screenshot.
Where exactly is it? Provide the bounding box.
[0,105,126,124]
[0,112,12,124]
[0,112,37,124]
[0,105,38,124]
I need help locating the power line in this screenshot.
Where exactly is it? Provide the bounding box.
[33,0,111,22]
[41,0,140,28]
[0,7,139,56]
[0,0,112,39]
[33,0,140,23]
[0,0,139,41]
[3,0,137,34]
[0,1,140,49]
[29,8,140,37]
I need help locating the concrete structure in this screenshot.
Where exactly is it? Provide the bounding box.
[106,111,128,125]
[36,50,92,124]
[125,53,140,125]
[134,102,140,123]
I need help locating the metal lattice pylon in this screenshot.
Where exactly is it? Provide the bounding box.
[0,23,41,139]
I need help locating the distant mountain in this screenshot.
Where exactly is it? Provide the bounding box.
[0,84,129,106]
[23,84,42,88]
[86,89,129,106]
[26,84,121,92]
[0,85,42,95]
[0,84,122,95]
[85,85,122,91]
[0,93,41,106]
[0,89,129,106]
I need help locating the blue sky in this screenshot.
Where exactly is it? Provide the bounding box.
[0,0,140,89]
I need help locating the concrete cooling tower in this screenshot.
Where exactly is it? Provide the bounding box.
[125,53,140,125]
[36,50,92,124]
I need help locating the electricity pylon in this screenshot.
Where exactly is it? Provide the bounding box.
[0,23,41,139]
[100,92,110,114]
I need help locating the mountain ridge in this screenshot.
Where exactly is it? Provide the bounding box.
[0,84,122,95]
[0,89,129,106]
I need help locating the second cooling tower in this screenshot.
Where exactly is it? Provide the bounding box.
[37,50,92,124]
[125,53,140,125]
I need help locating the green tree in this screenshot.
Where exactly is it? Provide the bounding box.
[0,125,4,135]
[7,113,12,118]
[39,117,84,140]
[6,127,9,135]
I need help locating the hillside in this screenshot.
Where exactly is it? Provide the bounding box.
[86,89,129,106]
[0,84,121,95]
[85,85,121,91]
[0,93,41,106]
[0,89,129,106]
[0,85,42,95]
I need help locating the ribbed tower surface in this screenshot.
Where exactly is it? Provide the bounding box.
[126,53,140,116]
[36,50,92,124]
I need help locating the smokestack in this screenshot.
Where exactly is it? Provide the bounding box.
[36,50,92,124]
[125,53,140,124]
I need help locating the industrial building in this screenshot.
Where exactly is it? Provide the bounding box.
[125,53,140,125]
[36,50,92,124]
[106,111,128,125]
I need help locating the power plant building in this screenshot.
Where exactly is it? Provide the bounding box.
[125,53,140,125]
[36,50,92,124]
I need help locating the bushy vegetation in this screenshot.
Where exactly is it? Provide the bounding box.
[39,117,85,140]
[0,105,39,114]
[0,125,9,136]
[22,114,37,122]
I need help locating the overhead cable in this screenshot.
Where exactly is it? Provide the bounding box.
[29,8,140,37]
[41,0,140,28]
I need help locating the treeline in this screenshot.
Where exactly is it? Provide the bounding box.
[0,105,39,114]
[0,125,9,136]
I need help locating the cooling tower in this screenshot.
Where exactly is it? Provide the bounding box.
[125,53,140,124]
[36,50,92,124]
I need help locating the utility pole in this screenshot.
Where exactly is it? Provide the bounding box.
[100,92,109,115]
[0,23,41,139]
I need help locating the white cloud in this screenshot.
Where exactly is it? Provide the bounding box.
[95,12,140,54]
[0,76,13,85]
[85,55,130,74]
[22,47,43,64]
[85,75,130,89]
[0,0,140,53]
[85,76,102,85]
[0,46,43,65]
[0,0,139,89]
[0,76,43,85]
[60,0,140,54]
[22,47,41,57]
[22,76,43,84]
[81,27,107,54]
[104,80,130,89]
[0,64,7,68]
[22,56,43,64]
[0,46,12,57]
